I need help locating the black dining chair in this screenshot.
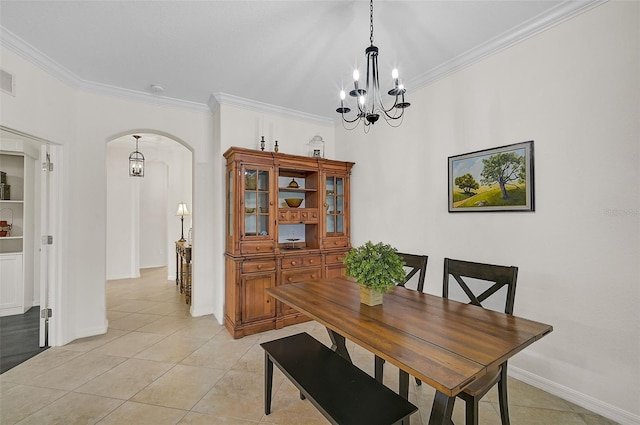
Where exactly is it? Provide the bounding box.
[443,257,519,425]
[396,252,428,292]
[374,252,428,397]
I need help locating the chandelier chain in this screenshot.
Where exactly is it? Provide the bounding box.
[369,0,374,45]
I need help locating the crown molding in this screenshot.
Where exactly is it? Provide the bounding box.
[2,0,606,118]
[77,79,210,113]
[209,93,333,126]
[408,0,607,90]
[1,26,78,88]
[1,26,210,113]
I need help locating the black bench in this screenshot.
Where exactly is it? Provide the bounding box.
[261,332,418,425]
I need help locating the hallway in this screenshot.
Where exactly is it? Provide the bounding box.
[0,267,617,424]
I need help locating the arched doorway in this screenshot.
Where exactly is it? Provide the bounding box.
[105,132,193,301]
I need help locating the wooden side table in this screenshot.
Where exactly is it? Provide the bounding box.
[175,241,192,304]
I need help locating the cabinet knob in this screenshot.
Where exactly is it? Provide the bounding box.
[256,246,260,251]
[257,264,262,269]
[291,261,297,266]
[288,277,293,282]
[311,274,316,279]
[309,259,314,264]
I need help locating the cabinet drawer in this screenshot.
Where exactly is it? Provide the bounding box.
[325,252,347,265]
[240,241,275,255]
[278,209,300,222]
[324,238,350,249]
[242,260,277,274]
[281,255,322,269]
[281,267,321,284]
[278,208,319,224]
[299,209,319,223]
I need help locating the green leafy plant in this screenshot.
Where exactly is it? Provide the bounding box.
[343,241,406,293]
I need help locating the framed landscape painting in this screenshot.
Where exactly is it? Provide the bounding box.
[448,141,535,212]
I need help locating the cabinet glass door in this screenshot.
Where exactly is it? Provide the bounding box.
[244,168,270,237]
[326,175,345,235]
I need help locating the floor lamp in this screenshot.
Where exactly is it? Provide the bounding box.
[176,202,190,242]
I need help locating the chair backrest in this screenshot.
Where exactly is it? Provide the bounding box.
[442,258,518,314]
[396,253,428,292]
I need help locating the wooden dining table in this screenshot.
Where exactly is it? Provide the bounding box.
[266,277,553,425]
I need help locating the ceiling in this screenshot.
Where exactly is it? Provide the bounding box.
[1,1,598,120]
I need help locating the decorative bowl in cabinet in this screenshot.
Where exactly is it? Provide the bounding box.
[284,198,303,208]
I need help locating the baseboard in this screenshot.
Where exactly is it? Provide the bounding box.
[509,366,639,425]
[71,322,109,343]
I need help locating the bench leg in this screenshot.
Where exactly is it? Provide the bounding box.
[327,328,352,363]
[264,352,273,415]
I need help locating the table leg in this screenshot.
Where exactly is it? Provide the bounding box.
[374,355,385,383]
[399,370,409,399]
[326,328,351,363]
[428,391,455,425]
[179,257,184,293]
[175,249,179,286]
[185,261,191,304]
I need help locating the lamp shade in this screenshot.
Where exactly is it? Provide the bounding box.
[176,203,190,216]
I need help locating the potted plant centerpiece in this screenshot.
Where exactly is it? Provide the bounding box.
[343,241,406,306]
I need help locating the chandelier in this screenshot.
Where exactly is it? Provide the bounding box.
[336,0,410,130]
[129,135,145,177]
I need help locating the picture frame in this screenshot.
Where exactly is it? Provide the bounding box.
[448,141,534,212]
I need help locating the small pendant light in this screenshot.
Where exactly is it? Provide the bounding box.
[129,135,145,177]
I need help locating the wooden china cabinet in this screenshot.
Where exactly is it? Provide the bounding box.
[224,147,354,338]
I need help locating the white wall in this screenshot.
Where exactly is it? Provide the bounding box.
[106,142,139,279]
[215,102,336,159]
[140,161,168,269]
[336,2,639,423]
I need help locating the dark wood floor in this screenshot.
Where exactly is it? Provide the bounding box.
[0,306,48,374]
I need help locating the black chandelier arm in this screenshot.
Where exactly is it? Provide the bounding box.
[341,117,364,131]
[339,108,362,124]
[382,112,405,128]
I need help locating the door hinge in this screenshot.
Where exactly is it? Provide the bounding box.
[41,308,52,319]
[42,153,53,172]
[42,235,53,245]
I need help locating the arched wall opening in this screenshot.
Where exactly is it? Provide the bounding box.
[105,131,193,292]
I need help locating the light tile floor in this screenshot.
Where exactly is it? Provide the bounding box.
[0,267,618,425]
